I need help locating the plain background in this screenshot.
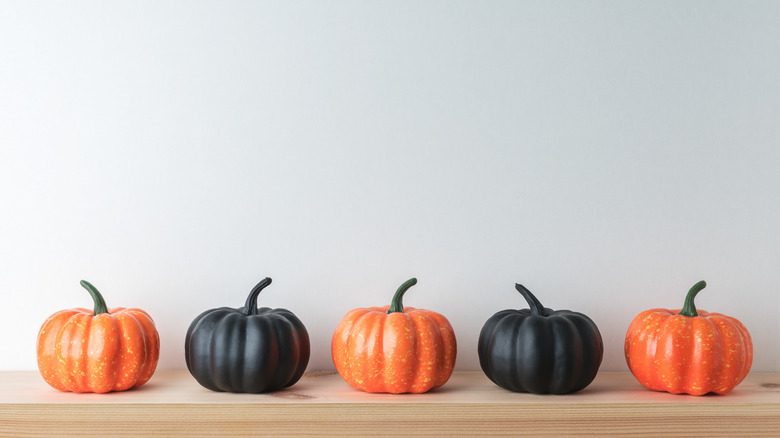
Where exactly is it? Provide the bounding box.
[1,1,778,374]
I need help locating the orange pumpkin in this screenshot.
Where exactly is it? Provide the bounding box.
[624,280,753,395]
[36,280,160,393]
[331,278,457,393]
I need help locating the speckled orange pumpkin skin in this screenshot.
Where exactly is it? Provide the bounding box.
[36,306,160,393]
[624,308,752,395]
[332,305,456,394]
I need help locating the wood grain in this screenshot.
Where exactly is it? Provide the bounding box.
[1,371,779,436]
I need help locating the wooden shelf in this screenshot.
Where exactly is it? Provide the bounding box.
[2,370,779,436]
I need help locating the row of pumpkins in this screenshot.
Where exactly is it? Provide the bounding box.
[36,277,753,396]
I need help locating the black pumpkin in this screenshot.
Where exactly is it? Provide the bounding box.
[185,278,310,393]
[478,284,603,394]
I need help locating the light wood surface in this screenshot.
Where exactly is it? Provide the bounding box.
[1,370,779,436]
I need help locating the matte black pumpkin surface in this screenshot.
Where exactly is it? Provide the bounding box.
[478,284,603,394]
[185,278,310,393]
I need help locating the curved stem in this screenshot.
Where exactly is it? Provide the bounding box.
[515,284,547,316]
[387,278,417,314]
[679,280,707,317]
[80,280,109,316]
[244,277,273,316]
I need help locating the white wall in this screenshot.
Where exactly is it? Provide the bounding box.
[2,1,778,373]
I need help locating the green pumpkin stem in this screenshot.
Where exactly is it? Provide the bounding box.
[679,280,707,317]
[515,284,548,316]
[387,278,417,314]
[80,280,109,316]
[244,277,273,316]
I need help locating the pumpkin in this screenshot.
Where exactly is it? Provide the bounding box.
[36,280,160,393]
[331,278,457,393]
[624,280,753,395]
[185,277,310,393]
[478,284,603,394]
